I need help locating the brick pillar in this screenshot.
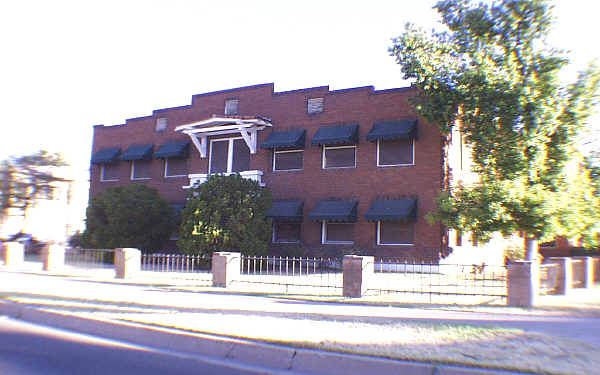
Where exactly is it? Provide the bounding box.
[343,255,374,298]
[42,243,65,271]
[212,252,240,287]
[507,261,539,307]
[574,256,594,288]
[2,242,24,268]
[114,248,141,279]
[548,257,572,295]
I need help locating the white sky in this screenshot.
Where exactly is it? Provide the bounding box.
[1,0,599,176]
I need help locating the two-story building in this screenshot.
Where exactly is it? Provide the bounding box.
[89,83,502,262]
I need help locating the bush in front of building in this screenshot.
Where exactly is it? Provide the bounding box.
[81,184,175,251]
[178,174,272,256]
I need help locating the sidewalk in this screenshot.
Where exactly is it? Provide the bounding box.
[1,267,599,375]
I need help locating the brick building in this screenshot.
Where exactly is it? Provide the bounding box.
[89,83,487,262]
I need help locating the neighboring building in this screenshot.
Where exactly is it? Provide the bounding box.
[88,83,496,262]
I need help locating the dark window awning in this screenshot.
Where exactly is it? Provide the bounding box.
[365,199,417,221]
[91,147,121,164]
[366,120,418,142]
[311,124,359,146]
[309,200,358,222]
[266,201,304,222]
[261,129,306,149]
[153,141,189,159]
[120,144,154,161]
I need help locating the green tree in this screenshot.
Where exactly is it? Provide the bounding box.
[178,174,272,255]
[82,184,174,251]
[391,0,600,259]
[0,150,67,240]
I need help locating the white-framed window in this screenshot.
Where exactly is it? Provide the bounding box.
[273,149,303,171]
[322,222,354,244]
[130,160,152,180]
[273,222,301,243]
[164,158,188,178]
[224,99,239,115]
[307,97,324,114]
[209,137,250,174]
[323,145,356,169]
[100,164,119,182]
[156,117,168,132]
[377,138,414,166]
[377,221,414,246]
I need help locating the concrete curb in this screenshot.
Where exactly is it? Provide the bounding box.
[0,299,533,375]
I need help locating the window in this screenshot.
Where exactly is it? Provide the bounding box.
[164,158,188,177]
[377,139,414,166]
[540,240,557,248]
[100,164,119,182]
[378,221,414,245]
[307,97,324,114]
[322,222,354,244]
[131,160,151,180]
[224,99,239,115]
[209,138,250,174]
[273,222,301,243]
[323,145,356,169]
[156,117,168,132]
[273,150,303,171]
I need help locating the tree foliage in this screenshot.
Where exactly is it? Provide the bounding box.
[391,0,600,257]
[0,150,67,240]
[178,174,272,256]
[82,184,174,251]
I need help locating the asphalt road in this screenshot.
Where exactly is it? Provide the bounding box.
[0,315,290,375]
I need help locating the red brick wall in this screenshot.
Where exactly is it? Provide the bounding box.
[90,83,445,260]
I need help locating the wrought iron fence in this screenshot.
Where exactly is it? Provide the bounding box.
[237,255,343,295]
[141,253,211,273]
[367,258,507,303]
[65,248,115,269]
[571,259,585,288]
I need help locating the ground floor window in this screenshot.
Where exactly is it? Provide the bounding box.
[100,163,119,182]
[377,221,414,245]
[273,222,301,243]
[131,160,151,180]
[165,158,188,177]
[322,222,354,244]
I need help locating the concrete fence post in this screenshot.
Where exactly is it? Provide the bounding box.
[1,242,24,268]
[114,248,141,279]
[574,256,594,288]
[42,243,65,272]
[212,252,240,287]
[343,255,374,298]
[547,257,572,295]
[507,261,539,307]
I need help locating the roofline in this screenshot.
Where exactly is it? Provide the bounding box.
[191,83,275,99]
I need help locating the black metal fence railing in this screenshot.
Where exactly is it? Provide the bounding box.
[539,263,560,294]
[368,258,507,303]
[65,248,115,269]
[141,253,211,273]
[571,259,586,288]
[237,256,343,295]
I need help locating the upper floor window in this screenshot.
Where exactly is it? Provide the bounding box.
[273,149,303,171]
[100,164,119,182]
[307,98,324,114]
[209,138,250,174]
[156,118,168,132]
[164,158,188,178]
[131,160,152,180]
[224,99,239,115]
[323,145,356,169]
[377,138,414,166]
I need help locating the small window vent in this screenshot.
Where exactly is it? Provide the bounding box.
[225,99,239,115]
[156,118,168,132]
[307,98,324,114]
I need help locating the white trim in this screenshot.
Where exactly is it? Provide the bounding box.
[273,149,303,172]
[322,145,356,169]
[164,159,187,178]
[130,160,152,181]
[272,222,301,243]
[376,138,415,167]
[322,221,354,245]
[100,164,119,182]
[376,221,414,246]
